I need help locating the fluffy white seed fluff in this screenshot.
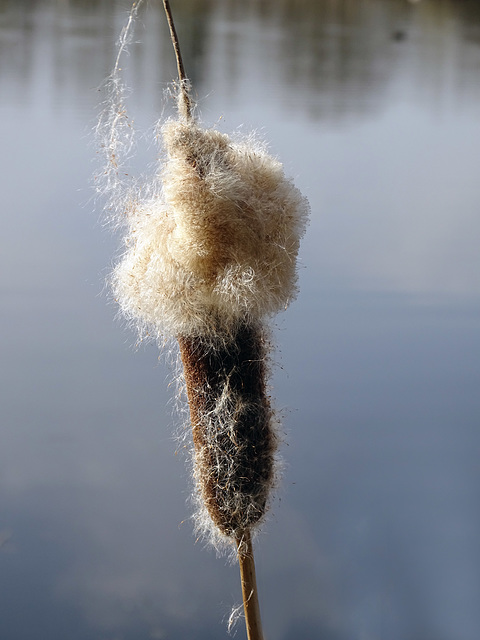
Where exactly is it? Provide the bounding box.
[113,119,309,340]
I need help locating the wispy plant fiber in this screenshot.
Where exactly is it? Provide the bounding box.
[113,120,308,341]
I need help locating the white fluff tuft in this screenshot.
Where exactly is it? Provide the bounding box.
[113,119,309,340]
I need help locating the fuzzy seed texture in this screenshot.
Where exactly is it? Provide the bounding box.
[108,99,308,546]
[114,120,308,340]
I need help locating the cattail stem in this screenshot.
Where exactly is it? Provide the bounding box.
[236,530,265,640]
[162,0,192,119]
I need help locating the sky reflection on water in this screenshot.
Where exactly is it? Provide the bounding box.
[1,1,480,639]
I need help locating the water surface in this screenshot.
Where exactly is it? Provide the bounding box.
[1,1,479,639]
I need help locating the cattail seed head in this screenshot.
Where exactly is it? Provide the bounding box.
[178,323,275,539]
[107,93,308,545]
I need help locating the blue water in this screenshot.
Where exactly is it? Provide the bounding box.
[1,1,479,639]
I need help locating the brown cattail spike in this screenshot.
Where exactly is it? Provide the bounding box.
[178,323,276,538]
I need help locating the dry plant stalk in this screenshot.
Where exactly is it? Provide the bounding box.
[236,530,265,640]
[98,1,309,638]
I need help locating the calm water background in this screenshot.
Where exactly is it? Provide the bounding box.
[1,1,480,639]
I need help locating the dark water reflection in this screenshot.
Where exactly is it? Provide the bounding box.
[1,1,480,639]
[3,0,480,117]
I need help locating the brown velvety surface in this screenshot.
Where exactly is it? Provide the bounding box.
[178,323,275,537]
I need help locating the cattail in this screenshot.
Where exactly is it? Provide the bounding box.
[100,2,308,638]
[113,99,308,537]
